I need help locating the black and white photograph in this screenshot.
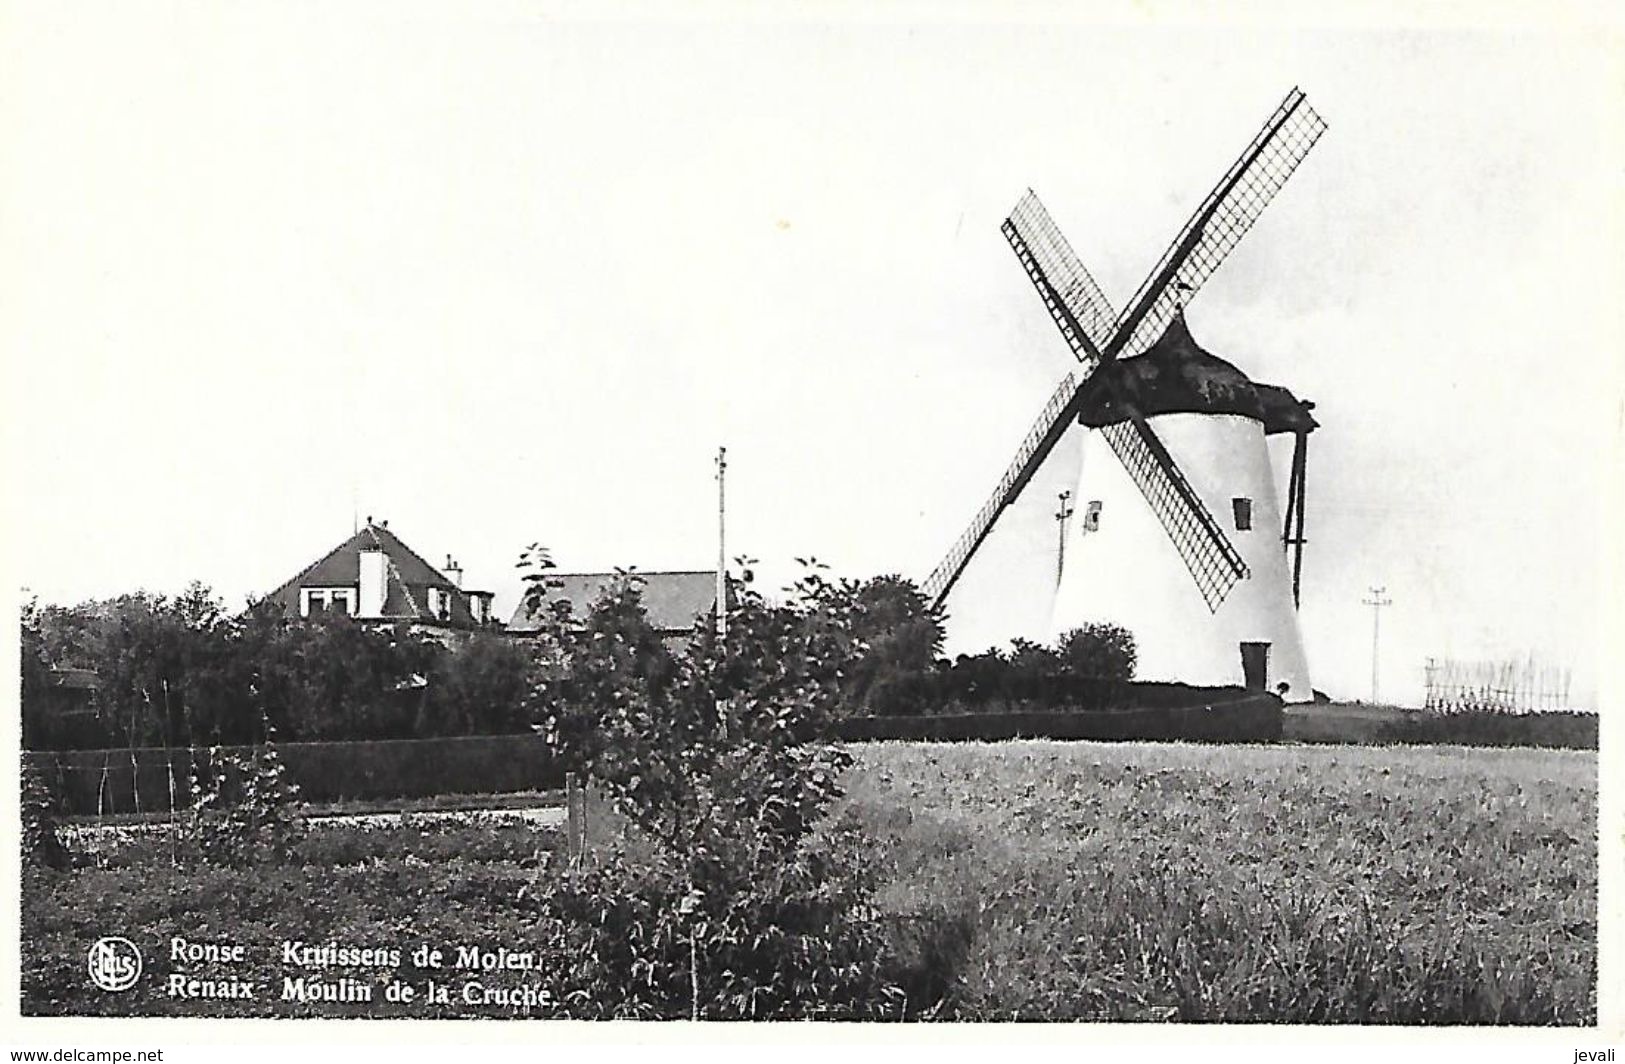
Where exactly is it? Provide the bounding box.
[4,0,1619,1052]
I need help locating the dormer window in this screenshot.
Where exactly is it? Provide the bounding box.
[1232,497,1253,531]
[301,588,355,617]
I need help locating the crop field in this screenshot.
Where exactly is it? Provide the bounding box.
[21,739,1595,1023]
[843,740,1596,1022]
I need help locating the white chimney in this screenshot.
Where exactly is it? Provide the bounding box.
[359,548,387,617]
[446,555,464,589]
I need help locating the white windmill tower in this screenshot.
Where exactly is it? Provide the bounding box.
[922,88,1326,701]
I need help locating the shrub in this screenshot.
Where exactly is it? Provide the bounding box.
[1057,623,1137,681]
[21,760,70,870]
[524,556,899,1018]
[183,742,307,865]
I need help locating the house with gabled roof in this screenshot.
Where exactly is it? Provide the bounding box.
[506,570,720,649]
[263,519,498,631]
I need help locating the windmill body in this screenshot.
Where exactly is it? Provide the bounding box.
[1050,314,1316,699]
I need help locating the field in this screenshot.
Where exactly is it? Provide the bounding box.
[843,741,1595,1022]
[21,739,1596,1023]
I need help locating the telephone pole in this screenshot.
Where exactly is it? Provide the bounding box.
[715,446,727,642]
[1054,491,1075,585]
[1363,586,1391,702]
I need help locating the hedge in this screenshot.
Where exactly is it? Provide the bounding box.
[864,672,1257,717]
[1284,706,1598,750]
[836,694,1284,744]
[25,733,561,816]
[1380,709,1597,749]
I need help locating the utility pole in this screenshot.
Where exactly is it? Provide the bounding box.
[715,446,727,642]
[1363,586,1391,703]
[1054,491,1074,585]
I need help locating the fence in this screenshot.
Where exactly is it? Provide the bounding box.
[1423,655,1579,714]
[25,733,562,817]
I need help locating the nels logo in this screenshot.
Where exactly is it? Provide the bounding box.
[87,936,142,992]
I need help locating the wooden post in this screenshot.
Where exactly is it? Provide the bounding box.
[565,772,583,865]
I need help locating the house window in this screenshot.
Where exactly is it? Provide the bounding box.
[1232,497,1253,531]
[302,588,354,617]
[1082,500,1103,533]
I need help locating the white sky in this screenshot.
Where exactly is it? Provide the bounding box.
[4,2,1621,707]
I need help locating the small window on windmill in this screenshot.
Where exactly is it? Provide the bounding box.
[1232,497,1253,531]
[1083,500,1102,533]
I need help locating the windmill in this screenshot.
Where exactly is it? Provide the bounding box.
[923,88,1326,700]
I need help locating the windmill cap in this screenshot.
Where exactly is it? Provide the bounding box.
[1076,313,1317,435]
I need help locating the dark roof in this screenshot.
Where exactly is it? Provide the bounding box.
[507,570,720,634]
[264,523,493,627]
[1075,312,1318,435]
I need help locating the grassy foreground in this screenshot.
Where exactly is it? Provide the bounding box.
[21,740,1595,1023]
[843,741,1596,1022]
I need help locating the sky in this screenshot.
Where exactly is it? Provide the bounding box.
[4,2,1621,707]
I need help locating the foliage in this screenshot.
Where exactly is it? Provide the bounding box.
[20,741,1596,1023]
[182,742,308,866]
[20,585,541,748]
[839,575,946,714]
[524,555,897,1017]
[837,695,1283,743]
[1284,704,1599,750]
[1056,623,1137,681]
[528,559,859,852]
[21,760,71,870]
[863,625,1140,717]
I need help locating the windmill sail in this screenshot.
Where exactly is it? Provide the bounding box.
[1099,419,1248,610]
[921,371,1078,607]
[1003,191,1115,368]
[1107,87,1327,362]
[1005,191,1251,610]
[924,89,1325,613]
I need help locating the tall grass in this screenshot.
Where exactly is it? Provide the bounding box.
[842,740,1595,1023]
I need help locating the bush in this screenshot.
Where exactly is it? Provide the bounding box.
[524,557,900,1018]
[1057,623,1137,681]
[21,761,70,870]
[183,742,308,866]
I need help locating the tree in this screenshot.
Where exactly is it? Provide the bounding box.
[526,557,894,1018]
[1057,623,1137,681]
[833,574,946,714]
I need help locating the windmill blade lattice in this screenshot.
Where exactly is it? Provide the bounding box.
[1099,419,1248,610]
[1003,191,1115,368]
[923,89,1324,613]
[1004,189,1252,609]
[921,370,1079,607]
[1107,87,1327,362]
